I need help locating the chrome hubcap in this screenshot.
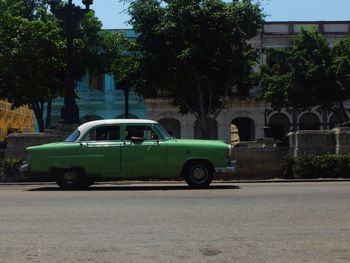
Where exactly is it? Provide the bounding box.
[63,171,76,182]
[191,166,208,183]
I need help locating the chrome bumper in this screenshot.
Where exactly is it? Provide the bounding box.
[19,162,30,173]
[215,161,236,173]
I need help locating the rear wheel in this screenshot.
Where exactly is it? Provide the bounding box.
[183,161,214,188]
[53,169,94,190]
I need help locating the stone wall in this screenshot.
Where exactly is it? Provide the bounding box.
[288,127,350,157]
[233,143,288,179]
[4,124,76,160]
[334,127,350,154]
[5,133,61,160]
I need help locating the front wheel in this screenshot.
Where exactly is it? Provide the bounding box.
[183,162,214,188]
[53,169,94,190]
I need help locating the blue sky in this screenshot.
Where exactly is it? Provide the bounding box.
[74,0,350,29]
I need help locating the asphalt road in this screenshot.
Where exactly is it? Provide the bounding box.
[0,181,349,263]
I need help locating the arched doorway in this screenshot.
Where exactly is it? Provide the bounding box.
[231,117,255,141]
[299,113,321,130]
[268,113,291,140]
[329,114,341,129]
[158,118,181,138]
[194,119,218,139]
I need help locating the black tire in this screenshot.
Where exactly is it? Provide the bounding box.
[53,169,94,190]
[183,161,214,188]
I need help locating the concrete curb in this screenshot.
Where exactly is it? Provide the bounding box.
[1,178,350,186]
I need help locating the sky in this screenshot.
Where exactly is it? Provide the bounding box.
[74,0,350,29]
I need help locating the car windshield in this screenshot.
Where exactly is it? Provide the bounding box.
[65,129,80,142]
[154,124,172,140]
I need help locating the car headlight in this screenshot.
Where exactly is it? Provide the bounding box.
[228,144,232,159]
[20,161,30,173]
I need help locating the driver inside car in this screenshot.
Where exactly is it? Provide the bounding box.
[126,126,144,140]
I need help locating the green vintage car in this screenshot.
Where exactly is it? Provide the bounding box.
[21,119,235,189]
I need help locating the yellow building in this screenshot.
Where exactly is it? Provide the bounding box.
[0,100,34,141]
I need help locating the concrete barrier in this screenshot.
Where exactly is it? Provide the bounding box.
[4,124,77,160]
[288,127,350,157]
[334,127,350,154]
[233,143,288,179]
[5,133,61,160]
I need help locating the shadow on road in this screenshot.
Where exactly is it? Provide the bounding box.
[28,184,240,192]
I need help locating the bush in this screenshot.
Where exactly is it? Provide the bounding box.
[0,159,23,182]
[283,154,350,179]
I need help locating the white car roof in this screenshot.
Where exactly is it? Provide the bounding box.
[77,119,158,138]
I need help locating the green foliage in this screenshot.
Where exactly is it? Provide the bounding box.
[0,159,23,181]
[0,0,103,131]
[332,36,350,102]
[0,0,66,131]
[128,0,264,138]
[99,31,141,118]
[54,8,103,80]
[283,154,350,179]
[99,31,140,90]
[259,29,350,124]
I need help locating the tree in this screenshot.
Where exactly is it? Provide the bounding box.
[99,31,140,119]
[0,0,66,132]
[0,0,103,131]
[127,0,264,138]
[49,2,103,124]
[332,36,350,123]
[259,28,350,125]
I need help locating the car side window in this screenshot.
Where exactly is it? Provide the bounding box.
[125,125,157,141]
[84,125,120,141]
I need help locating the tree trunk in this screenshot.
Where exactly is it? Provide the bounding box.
[30,101,45,132]
[199,118,210,139]
[124,87,130,119]
[198,117,217,140]
[45,100,52,129]
[195,80,211,139]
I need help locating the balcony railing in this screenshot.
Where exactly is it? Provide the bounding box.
[79,91,104,101]
[52,90,143,104]
[114,90,143,102]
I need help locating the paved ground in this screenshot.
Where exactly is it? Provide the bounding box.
[0,181,349,263]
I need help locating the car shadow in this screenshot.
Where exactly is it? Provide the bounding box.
[28,184,240,192]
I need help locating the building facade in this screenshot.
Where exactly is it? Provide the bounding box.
[47,21,350,143]
[0,101,34,141]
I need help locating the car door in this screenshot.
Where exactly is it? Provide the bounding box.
[121,124,167,178]
[79,125,122,176]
